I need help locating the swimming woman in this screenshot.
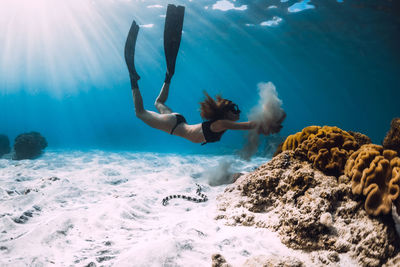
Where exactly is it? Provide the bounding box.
[125,5,276,145]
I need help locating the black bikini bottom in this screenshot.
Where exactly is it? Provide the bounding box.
[170,114,187,134]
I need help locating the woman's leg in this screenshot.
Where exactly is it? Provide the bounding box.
[132,84,176,133]
[155,82,173,114]
[131,85,144,115]
[125,20,176,133]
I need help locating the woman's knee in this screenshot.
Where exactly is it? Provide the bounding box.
[154,100,166,113]
[135,109,146,119]
[154,99,164,109]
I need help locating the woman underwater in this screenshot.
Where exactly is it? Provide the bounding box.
[124,5,282,145]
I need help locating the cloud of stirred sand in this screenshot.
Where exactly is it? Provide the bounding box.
[204,159,234,186]
[239,82,286,160]
[205,82,285,185]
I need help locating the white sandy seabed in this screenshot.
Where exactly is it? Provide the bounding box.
[0,150,362,267]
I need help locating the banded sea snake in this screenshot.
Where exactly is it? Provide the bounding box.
[162,183,208,206]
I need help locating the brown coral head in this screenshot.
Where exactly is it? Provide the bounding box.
[345,144,383,195]
[383,118,400,155]
[282,126,321,151]
[294,126,359,176]
[348,131,372,146]
[345,144,400,216]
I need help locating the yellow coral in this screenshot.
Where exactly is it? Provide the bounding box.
[345,144,400,216]
[282,126,320,151]
[285,126,359,176]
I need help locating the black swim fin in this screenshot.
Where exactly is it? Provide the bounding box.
[163,4,185,84]
[124,20,141,88]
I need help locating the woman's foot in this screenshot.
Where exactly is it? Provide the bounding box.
[125,20,141,87]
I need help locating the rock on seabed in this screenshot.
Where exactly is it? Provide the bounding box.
[216,151,400,266]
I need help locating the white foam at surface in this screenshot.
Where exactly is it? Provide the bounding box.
[147,5,163,9]
[260,16,283,27]
[288,0,315,13]
[140,24,154,28]
[212,0,247,11]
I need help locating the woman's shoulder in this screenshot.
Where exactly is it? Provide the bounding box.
[209,119,230,132]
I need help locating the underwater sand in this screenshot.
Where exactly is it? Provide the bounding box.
[0,150,360,266]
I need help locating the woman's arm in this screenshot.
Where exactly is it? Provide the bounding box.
[210,120,258,132]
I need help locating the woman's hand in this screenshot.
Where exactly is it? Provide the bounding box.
[249,121,265,134]
[252,122,283,135]
[249,121,259,130]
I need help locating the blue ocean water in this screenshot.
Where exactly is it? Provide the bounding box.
[0,0,399,154]
[1,2,400,265]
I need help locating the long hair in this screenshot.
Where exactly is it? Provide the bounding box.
[199,91,233,120]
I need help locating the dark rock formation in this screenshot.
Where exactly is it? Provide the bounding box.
[383,118,400,155]
[211,254,231,267]
[348,131,372,146]
[13,132,48,160]
[243,255,304,267]
[384,252,400,267]
[211,254,305,267]
[216,151,400,266]
[0,134,11,157]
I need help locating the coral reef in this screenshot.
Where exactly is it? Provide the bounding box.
[281,126,320,151]
[0,134,11,157]
[211,254,304,267]
[243,255,304,267]
[13,132,48,160]
[348,131,372,146]
[282,126,359,176]
[216,151,400,266]
[383,253,400,267]
[344,144,400,216]
[275,128,370,160]
[383,118,400,155]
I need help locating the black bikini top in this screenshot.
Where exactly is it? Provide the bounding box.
[201,120,226,145]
